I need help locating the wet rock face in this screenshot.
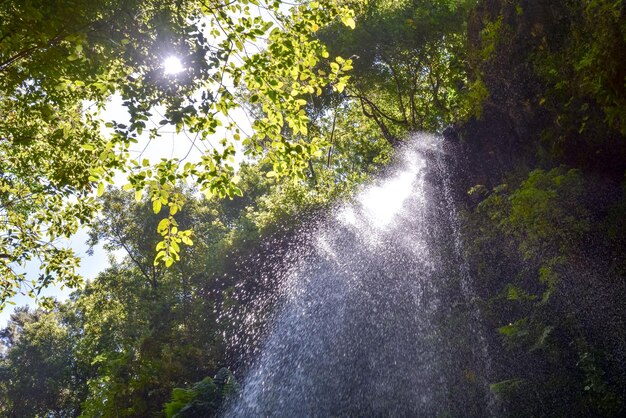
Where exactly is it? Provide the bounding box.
[462,0,626,182]
[463,0,554,174]
[442,125,459,142]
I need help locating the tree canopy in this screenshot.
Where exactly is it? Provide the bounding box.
[318,0,477,142]
[0,0,356,307]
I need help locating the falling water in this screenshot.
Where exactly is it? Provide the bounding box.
[225,133,493,417]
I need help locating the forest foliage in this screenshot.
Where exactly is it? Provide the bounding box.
[0,0,356,304]
[1,0,626,416]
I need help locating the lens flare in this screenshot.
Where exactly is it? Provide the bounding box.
[163,56,184,75]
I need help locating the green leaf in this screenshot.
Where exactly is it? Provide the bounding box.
[157,218,170,233]
[342,16,356,29]
[153,199,162,214]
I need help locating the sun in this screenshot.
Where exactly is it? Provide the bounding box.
[163,56,184,75]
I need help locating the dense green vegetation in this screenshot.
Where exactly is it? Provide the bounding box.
[2,0,626,416]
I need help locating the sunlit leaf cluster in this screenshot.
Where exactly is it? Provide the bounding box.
[0,0,357,305]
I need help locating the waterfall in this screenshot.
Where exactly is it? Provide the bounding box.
[225,133,493,417]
